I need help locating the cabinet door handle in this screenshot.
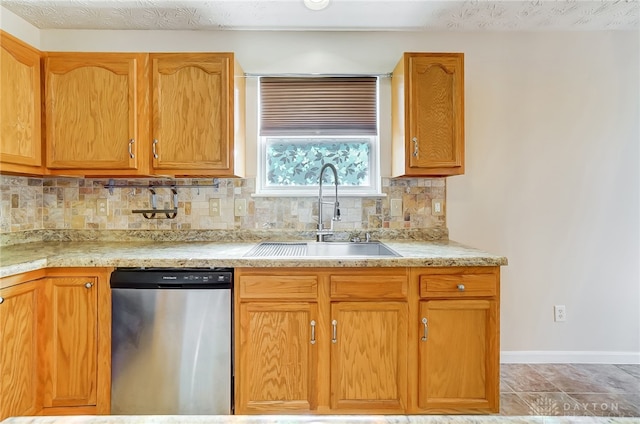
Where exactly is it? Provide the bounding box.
[412,137,419,157]
[152,139,159,159]
[331,319,338,344]
[128,139,135,159]
[421,317,428,341]
[0,297,4,304]
[310,320,316,345]
[457,284,465,291]
[85,282,93,289]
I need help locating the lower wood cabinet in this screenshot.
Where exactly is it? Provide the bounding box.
[235,268,409,415]
[2,264,499,418]
[236,266,500,415]
[41,275,99,412]
[418,299,498,412]
[410,267,500,414]
[330,301,407,412]
[237,302,318,413]
[0,268,111,420]
[0,277,41,420]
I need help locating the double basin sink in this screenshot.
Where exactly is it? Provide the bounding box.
[244,241,401,258]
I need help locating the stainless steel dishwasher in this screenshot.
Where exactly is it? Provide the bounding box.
[110,268,233,415]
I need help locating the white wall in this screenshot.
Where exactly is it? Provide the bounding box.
[2,9,638,361]
[446,31,640,363]
[0,6,40,48]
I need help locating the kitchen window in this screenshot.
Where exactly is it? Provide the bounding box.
[256,76,380,196]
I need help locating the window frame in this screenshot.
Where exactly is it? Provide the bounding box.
[255,76,382,197]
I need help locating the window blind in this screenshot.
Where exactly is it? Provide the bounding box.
[259,77,378,136]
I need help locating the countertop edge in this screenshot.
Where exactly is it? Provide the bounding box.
[0,240,507,280]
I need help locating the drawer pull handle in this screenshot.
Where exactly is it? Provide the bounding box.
[310,320,316,345]
[457,284,465,291]
[412,137,419,157]
[421,317,428,341]
[0,297,4,304]
[128,139,135,159]
[85,282,93,289]
[331,319,338,344]
[152,139,159,159]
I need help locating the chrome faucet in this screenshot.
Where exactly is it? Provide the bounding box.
[317,163,340,242]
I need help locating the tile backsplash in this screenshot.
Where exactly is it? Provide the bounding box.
[0,175,446,236]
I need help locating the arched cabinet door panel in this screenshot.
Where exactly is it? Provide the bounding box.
[0,32,42,174]
[45,53,147,174]
[150,53,244,177]
[392,53,464,177]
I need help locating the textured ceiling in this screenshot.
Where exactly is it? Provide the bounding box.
[2,0,638,31]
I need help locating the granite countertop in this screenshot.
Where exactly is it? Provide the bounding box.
[0,239,507,279]
[0,415,633,424]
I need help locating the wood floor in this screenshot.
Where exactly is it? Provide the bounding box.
[500,364,640,417]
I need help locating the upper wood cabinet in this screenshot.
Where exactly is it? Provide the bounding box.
[44,52,245,177]
[0,31,43,175]
[392,53,464,177]
[150,53,245,177]
[44,53,148,175]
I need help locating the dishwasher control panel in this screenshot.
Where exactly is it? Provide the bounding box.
[110,268,233,289]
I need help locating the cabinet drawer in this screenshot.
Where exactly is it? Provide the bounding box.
[330,275,407,300]
[420,273,497,298]
[238,275,318,299]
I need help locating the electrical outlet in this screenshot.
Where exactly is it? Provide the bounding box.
[234,199,247,217]
[554,305,566,322]
[209,198,221,216]
[432,199,445,216]
[390,199,402,217]
[96,198,108,216]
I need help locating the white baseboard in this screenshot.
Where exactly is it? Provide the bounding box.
[501,351,640,364]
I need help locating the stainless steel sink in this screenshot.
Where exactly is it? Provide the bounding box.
[244,241,401,258]
[306,241,399,257]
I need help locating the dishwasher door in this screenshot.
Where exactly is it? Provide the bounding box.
[110,269,232,415]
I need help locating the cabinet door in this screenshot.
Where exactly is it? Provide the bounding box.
[398,53,464,176]
[418,299,498,412]
[151,53,233,174]
[41,277,98,408]
[0,281,41,420]
[0,32,42,173]
[45,53,145,172]
[236,302,318,413]
[408,54,464,173]
[330,301,407,413]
